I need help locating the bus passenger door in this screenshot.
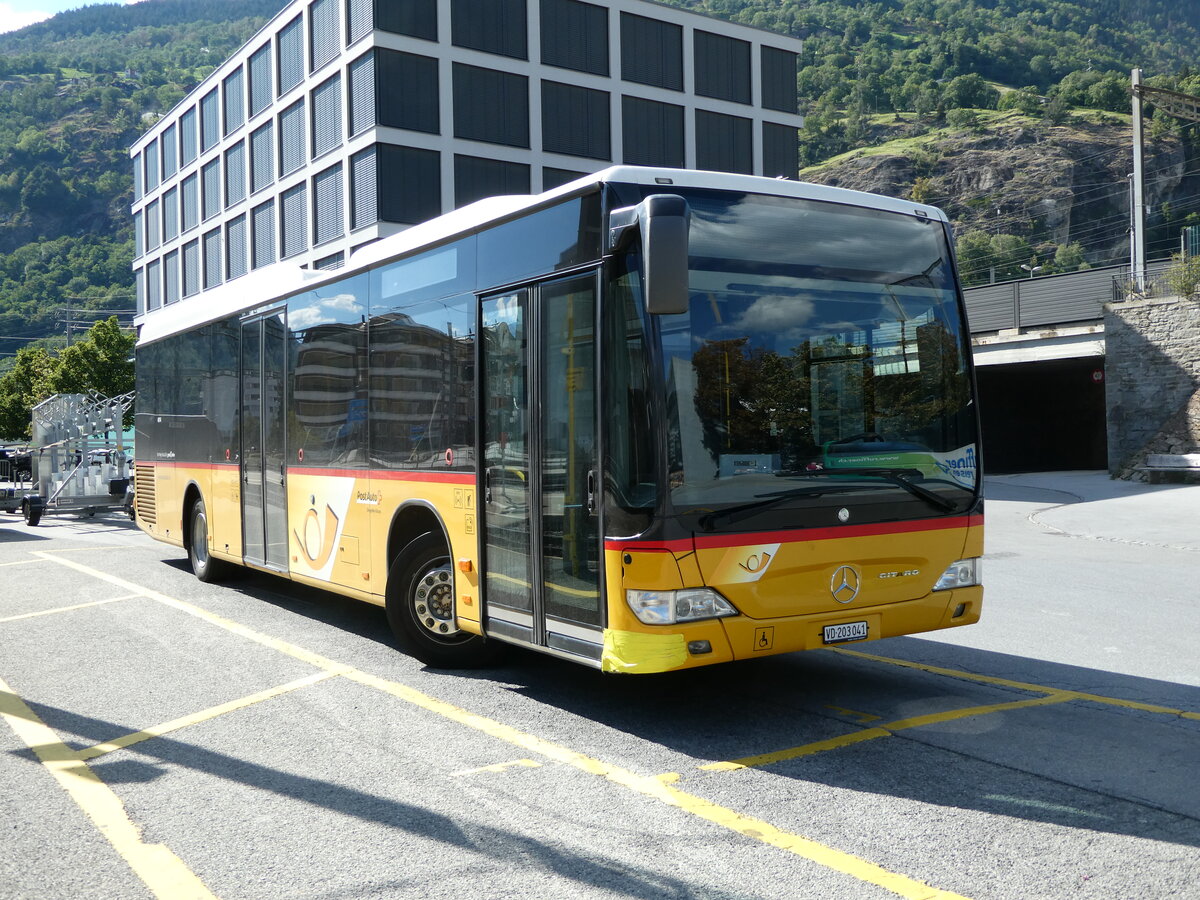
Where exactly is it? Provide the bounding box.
[240,309,289,570]
[480,274,603,662]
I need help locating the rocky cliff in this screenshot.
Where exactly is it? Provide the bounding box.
[801,111,1199,269]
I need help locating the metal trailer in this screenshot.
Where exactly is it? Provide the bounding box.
[12,392,135,526]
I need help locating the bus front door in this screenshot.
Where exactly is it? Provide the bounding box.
[481,273,603,663]
[240,309,289,571]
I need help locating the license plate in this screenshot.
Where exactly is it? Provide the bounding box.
[823,621,868,644]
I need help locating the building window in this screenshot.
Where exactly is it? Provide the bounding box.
[695,109,753,175]
[541,81,609,160]
[223,67,245,135]
[311,73,342,158]
[224,141,247,207]
[310,0,338,72]
[378,144,441,224]
[346,0,372,44]
[376,0,436,40]
[761,47,798,114]
[200,88,220,152]
[762,122,797,178]
[226,214,248,280]
[161,124,177,179]
[250,122,275,194]
[279,99,307,176]
[145,198,160,250]
[180,106,198,165]
[454,155,529,208]
[452,64,528,148]
[621,96,684,168]
[182,239,200,298]
[348,51,376,136]
[203,228,222,289]
[451,0,527,60]
[281,182,308,259]
[313,163,344,245]
[163,250,180,306]
[693,31,751,105]
[133,153,143,201]
[162,187,179,242]
[146,259,161,311]
[249,43,273,117]
[350,146,376,230]
[202,158,222,221]
[376,49,439,134]
[134,210,143,258]
[181,173,199,232]
[144,138,159,190]
[252,199,276,269]
[278,16,304,96]
[620,13,682,91]
[540,0,607,76]
[543,167,587,191]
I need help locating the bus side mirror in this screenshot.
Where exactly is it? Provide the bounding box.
[609,194,691,316]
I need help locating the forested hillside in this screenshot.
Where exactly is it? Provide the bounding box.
[0,0,282,367]
[2,0,1200,369]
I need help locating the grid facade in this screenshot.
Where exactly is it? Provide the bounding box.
[131,0,803,317]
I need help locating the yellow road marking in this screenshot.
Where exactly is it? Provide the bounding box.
[0,675,217,900]
[826,704,882,723]
[77,669,347,761]
[0,594,140,624]
[702,695,1074,773]
[830,647,1200,721]
[0,559,47,568]
[450,758,542,777]
[33,552,972,900]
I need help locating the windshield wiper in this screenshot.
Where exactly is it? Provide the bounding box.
[697,484,861,531]
[776,467,960,513]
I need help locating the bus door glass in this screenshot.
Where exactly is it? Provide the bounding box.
[480,273,602,658]
[240,309,289,570]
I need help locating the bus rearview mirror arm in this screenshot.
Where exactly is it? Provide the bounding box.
[608,194,691,316]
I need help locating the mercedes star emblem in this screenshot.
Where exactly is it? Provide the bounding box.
[831,565,861,604]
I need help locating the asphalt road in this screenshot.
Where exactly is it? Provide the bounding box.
[2,472,1198,900]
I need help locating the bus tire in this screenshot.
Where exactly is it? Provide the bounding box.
[188,497,231,583]
[385,533,501,669]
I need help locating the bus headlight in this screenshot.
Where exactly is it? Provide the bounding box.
[933,558,980,591]
[626,588,738,625]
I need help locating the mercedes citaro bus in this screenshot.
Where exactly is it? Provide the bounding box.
[134,166,983,673]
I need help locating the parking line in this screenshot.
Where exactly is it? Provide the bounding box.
[0,559,47,568]
[450,758,542,777]
[700,694,1074,773]
[33,552,973,900]
[0,675,217,900]
[0,594,140,624]
[77,669,347,761]
[830,647,1200,721]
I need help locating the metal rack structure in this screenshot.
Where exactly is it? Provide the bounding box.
[8,391,136,525]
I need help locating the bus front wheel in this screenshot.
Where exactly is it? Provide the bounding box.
[385,533,500,668]
[188,498,231,583]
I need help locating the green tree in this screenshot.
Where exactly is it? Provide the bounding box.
[50,317,135,401]
[0,346,57,440]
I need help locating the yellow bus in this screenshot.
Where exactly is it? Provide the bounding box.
[134,166,983,673]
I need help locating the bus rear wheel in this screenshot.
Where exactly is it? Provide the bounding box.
[385,533,500,668]
[188,498,231,583]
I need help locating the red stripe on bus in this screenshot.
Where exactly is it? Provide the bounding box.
[605,515,982,553]
[134,460,235,470]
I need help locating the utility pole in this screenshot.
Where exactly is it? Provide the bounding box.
[1129,73,1200,292]
[1131,68,1146,291]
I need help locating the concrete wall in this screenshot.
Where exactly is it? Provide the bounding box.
[1104,295,1200,476]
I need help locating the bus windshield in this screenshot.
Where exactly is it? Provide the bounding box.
[654,189,978,522]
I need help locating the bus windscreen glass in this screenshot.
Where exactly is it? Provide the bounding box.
[656,190,978,520]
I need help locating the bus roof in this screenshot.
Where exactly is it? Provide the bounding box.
[137,166,949,346]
